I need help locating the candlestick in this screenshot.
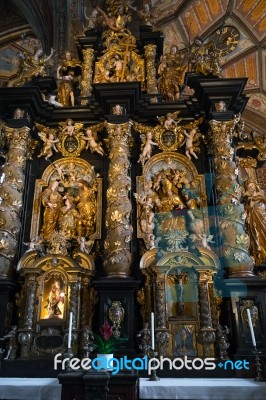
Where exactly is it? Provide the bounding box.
[68,311,73,349]
[246,309,256,347]
[151,312,155,351]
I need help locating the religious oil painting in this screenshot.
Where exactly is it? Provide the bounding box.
[40,273,66,320]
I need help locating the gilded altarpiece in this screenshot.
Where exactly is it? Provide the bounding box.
[136,152,221,358]
[14,158,102,358]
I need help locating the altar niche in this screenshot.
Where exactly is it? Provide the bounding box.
[166,266,198,320]
[139,248,220,359]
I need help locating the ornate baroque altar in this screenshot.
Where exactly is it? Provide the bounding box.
[0,0,265,380]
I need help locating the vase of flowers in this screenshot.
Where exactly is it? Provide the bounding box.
[94,321,116,371]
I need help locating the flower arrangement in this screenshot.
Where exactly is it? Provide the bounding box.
[93,321,116,354]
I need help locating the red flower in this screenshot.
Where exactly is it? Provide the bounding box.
[99,321,113,341]
[94,321,116,353]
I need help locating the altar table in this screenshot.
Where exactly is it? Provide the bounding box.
[139,378,266,400]
[0,378,61,400]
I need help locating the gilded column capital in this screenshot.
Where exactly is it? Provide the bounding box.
[5,126,37,159]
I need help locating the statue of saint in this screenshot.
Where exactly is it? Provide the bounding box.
[76,179,97,237]
[243,179,266,265]
[56,51,81,106]
[41,180,63,240]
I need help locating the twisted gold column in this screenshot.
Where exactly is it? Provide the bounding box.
[0,126,35,277]
[208,120,254,277]
[104,122,133,278]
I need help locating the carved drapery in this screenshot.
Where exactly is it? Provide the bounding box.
[80,48,94,103]
[144,44,158,94]
[208,120,254,277]
[0,126,35,277]
[104,122,133,278]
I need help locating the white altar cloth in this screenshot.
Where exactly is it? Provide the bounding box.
[0,378,61,400]
[139,378,266,400]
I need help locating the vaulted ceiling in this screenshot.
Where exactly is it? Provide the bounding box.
[0,0,265,132]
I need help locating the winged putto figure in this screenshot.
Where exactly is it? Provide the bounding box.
[157,111,181,130]
[35,123,59,161]
[81,123,106,156]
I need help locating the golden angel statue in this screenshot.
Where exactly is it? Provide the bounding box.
[35,123,59,161]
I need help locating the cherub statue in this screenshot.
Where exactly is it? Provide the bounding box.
[82,127,105,156]
[35,123,59,161]
[112,104,123,115]
[24,236,44,255]
[138,131,158,165]
[78,236,94,254]
[183,128,199,160]
[61,118,75,136]
[157,111,181,130]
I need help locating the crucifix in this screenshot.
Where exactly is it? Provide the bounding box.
[119,36,136,81]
